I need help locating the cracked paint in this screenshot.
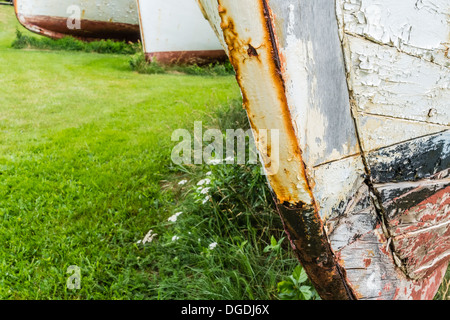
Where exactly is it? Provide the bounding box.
[198,0,450,300]
[337,0,450,67]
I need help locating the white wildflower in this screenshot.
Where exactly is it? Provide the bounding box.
[172,235,180,242]
[141,229,157,244]
[205,171,212,176]
[202,195,211,204]
[200,188,210,195]
[209,242,218,250]
[168,212,183,222]
[178,180,188,186]
[197,178,211,186]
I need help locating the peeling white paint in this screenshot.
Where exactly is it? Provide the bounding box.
[282,38,328,167]
[338,0,450,67]
[357,114,448,152]
[347,35,450,129]
[312,155,366,222]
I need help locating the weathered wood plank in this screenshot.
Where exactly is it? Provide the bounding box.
[267,0,360,168]
[356,115,448,153]
[312,155,367,223]
[377,170,450,220]
[327,183,378,252]
[367,130,450,183]
[344,35,449,130]
[338,227,448,300]
[337,0,450,67]
[389,186,450,279]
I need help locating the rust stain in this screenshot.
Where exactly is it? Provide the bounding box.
[219,1,313,203]
[247,43,259,57]
[147,50,228,66]
[196,0,208,21]
[15,14,140,42]
[216,0,357,300]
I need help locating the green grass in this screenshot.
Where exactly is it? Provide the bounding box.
[134,103,313,300]
[0,6,231,299]
[129,51,235,77]
[12,29,140,55]
[0,6,306,300]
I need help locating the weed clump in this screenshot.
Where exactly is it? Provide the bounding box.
[135,101,318,300]
[129,51,235,76]
[12,29,140,55]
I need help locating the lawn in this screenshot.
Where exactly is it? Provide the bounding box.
[0,5,252,299]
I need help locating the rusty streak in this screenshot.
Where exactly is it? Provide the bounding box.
[277,201,358,300]
[247,43,258,57]
[146,50,228,66]
[260,0,357,300]
[217,0,357,300]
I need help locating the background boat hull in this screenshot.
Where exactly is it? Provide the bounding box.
[136,0,227,65]
[14,0,140,42]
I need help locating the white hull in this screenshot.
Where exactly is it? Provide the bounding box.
[15,0,140,41]
[136,0,227,64]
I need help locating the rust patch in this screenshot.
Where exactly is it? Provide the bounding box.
[16,14,141,42]
[216,0,357,300]
[196,0,208,21]
[247,43,259,57]
[146,50,228,66]
[277,201,357,300]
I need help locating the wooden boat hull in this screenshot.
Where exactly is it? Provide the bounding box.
[198,0,450,300]
[136,0,227,65]
[14,0,140,42]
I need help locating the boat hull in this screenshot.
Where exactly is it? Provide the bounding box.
[14,0,140,42]
[198,0,450,300]
[136,0,227,65]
